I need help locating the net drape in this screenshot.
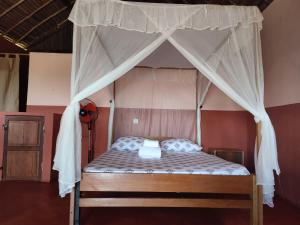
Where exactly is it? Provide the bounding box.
[54,0,279,206]
[0,55,19,112]
[169,25,280,206]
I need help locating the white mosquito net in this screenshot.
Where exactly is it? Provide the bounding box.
[53,0,280,207]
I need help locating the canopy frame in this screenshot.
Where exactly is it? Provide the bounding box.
[53,0,280,208]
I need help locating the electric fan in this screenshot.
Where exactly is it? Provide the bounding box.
[79,99,99,162]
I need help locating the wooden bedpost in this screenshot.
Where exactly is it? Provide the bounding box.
[256,122,262,151]
[69,188,75,225]
[69,182,81,225]
[250,122,263,225]
[251,175,263,225]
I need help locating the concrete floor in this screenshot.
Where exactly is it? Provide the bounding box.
[0,181,300,225]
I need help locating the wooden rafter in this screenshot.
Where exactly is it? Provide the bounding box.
[258,0,273,11]
[0,26,28,50]
[4,0,55,35]
[0,0,26,19]
[0,0,272,52]
[28,18,70,48]
[60,0,73,7]
[16,6,69,43]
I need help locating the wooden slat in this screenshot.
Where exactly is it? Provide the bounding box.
[8,120,39,146]
[0,0,25,19]
[28,18,69,48]
[6,151,39,179]
[7,146,39,151]
[16,6,69,42]
[3,0,54,35]
[81,173,253,194]
[80,198,252,209]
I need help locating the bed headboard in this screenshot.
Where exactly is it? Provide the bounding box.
[113,67,197,142]
[113,108,196,142]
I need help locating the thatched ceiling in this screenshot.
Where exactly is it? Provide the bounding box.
[0,0,273,52]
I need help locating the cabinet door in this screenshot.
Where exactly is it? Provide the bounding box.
[3,115,44,180]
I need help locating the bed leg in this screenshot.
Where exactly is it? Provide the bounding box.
[69,182,81,225]
[257,185,263,225]
[250,176,263,225]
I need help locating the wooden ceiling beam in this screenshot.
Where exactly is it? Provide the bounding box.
[4,0,55,35]
[28,18,70,49]
[60,0,73,7]
[0,0,26,19]
[16,6,69,43]
[258,0,273,11]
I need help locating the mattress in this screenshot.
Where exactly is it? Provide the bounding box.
[84,150,250,175]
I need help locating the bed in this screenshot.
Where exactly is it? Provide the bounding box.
[70,138,263,225]
[56,3,278,225]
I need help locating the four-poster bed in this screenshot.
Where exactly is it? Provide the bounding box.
[52,0,280,225]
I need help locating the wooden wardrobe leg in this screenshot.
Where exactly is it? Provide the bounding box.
[69,182,81,225]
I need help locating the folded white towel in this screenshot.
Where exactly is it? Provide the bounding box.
[138,146,161,159]
[143,139,160,148]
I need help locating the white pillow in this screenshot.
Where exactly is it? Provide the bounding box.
[111,136,144,151]
[161,138,202,153]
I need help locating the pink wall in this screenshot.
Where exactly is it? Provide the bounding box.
[267,104,300,207]
[203,85,242,111]
[202,110,256,170]
[262,0,300,107]
[261,0,300,207]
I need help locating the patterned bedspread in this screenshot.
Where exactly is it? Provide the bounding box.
[84,150,250,175]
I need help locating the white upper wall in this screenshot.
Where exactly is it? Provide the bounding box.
[27,52,241,110]
[27,52,112,107]
[262,0,300,107]
[28,53,71,106]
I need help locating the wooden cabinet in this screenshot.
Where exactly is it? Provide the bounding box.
[2,115,44,181]
[207,148,244,165]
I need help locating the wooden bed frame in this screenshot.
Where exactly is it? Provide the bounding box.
[70,173,262,225]
[69,124,263,225]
